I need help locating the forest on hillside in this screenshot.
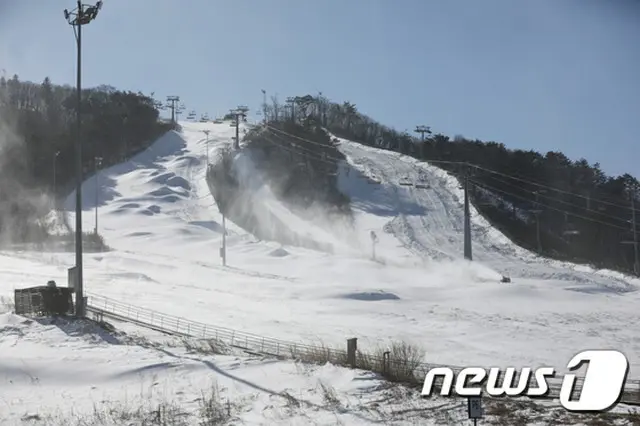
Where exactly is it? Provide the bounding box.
[243,120,351,217]
[260,94,640,275]
[0,74,171,240]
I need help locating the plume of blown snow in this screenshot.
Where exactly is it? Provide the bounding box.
[0,117,52,246]
[230,149,359,254]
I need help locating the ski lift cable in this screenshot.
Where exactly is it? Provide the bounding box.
[266,122,631,227]
[469,163,634,212]
[270,123,632,212]
[469,178,631,232]
[266,129,344,162]
[477,172,631,225]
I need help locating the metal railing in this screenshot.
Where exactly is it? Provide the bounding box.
[85,292,640,405]
[85,293,335,359]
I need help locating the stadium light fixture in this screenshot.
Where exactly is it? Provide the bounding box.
[64,1,103,318]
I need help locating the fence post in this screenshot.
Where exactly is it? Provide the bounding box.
[176,318,180,332]
[347,338,357,368]
[203,325,206,338]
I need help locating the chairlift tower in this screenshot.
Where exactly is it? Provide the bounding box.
[620,186,640,275]
[166,96,180,124]
[285,97,296,122]
[414,125,431,160]
[531,189,547,254]
[230,106,249,150]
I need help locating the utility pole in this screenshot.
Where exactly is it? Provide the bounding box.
[166,96,180,124]
[64,0,103,319]
[414,125,431,160]
[94,156,102,234]
[463,166,472,260]
[261,89,267,125]
[203,130,210,164]
[230,106,248,150]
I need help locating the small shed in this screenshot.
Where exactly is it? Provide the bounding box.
[14,282,74,316]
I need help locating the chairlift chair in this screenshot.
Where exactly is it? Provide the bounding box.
[562,222,580,237]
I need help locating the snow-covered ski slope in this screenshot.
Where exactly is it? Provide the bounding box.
[1,312,467,425]
[1,120,639,377]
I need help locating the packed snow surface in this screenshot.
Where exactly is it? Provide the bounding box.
[0,312,472,425]
[1,120,639,421]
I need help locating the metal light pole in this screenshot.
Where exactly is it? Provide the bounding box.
[64,0,103,318]
[531,189,547,254]
[53,151,60,202]
[631,194,639,275]
[94,156,102,235]
[463,168,472,260]
[203,130,210,164]
[221,214,227,266]
[261,89,267,125]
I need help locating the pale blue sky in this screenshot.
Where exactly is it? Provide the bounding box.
[1,0,639,177]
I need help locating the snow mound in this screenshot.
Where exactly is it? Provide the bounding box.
[148,172,191,191]
[148,187,187,198]
[341,290,401,301]
[269,247,290,257]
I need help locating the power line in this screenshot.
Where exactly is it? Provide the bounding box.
[268,121,638,212]
[469,178,632,233]
[266,125,341,150]
[476,171,631,226]
[469,163,633,212]
[265,121,639,231]
[262,132,340,167]
[265,128,345,163]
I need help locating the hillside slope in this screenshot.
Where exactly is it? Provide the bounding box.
[0,120,634,378]
[337,137,639,292]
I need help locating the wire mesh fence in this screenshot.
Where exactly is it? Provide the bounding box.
[85,292,640,405]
